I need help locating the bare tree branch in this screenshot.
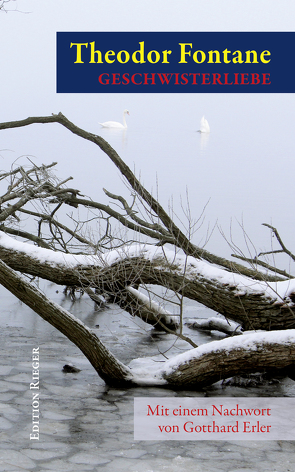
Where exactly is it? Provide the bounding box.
[0,115,294,388]
[0,113,283,281]
[0,254,295,389]
[0,224,52,249]
[262,223,295,262]
[0,257,132,386]
[231,254,293,279]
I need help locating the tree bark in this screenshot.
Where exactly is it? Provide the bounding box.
[161,332,295,388]
[0,113,284,282]
[0,258,133,387]
[1,253,294,389]
[0,114,295,389]
[0,234,294,331]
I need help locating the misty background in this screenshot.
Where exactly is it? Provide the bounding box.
[1,0,295,264]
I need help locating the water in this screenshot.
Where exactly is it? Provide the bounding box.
[0,1,295,469]
[2,92,294,265]
[0,281,294,471]
[1,85,295,470]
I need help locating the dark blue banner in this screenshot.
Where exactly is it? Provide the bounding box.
[56,32,293,93]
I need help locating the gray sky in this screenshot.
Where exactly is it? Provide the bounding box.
[1,0,295,260]
[1,0,294,120]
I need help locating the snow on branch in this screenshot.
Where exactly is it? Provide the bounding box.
[129,329,295,387]
[126,286,180,328]
[0,231,295,306]
[186,317,243,336]
[0,113,283,282]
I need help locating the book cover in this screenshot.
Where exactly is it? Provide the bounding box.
[0,1,294,471]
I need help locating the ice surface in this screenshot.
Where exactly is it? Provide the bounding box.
[0,380,27,392]
[68,452,111,465]
[40,421,70,437]
[0,402,21,417]
[0,284,293,472]
[0,366,14,375]
[37,458,94,470]
[114,448,148,459]
[21,448,65,460]
[42,411,76,421]
[0,417,13,430]
[0,450,36,469]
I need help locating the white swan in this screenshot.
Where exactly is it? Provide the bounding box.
[99,109,130,129]
[199,115,210,133]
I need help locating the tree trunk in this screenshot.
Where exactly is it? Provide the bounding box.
[161,332,295,388]
[0,114,294,389]
[0,113,283,282]
[1,254,294,389]
[0,235,294,331]
[0,258,133,387]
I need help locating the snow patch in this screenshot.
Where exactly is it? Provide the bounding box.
[1,232,295,305]
[128,329,295,385]
[161,329,295,377]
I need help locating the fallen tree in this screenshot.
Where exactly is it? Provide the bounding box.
[0,232,295,331]
[0,254,295,388]
[0,113,294,388]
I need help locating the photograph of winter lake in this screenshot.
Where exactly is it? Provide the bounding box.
[0,92,294,470]
[1,0,295,471]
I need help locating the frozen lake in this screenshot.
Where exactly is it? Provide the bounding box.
[2,92,295,265]
[0,280,294,471]
[1,0,295,469]
[0,93,295,469]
